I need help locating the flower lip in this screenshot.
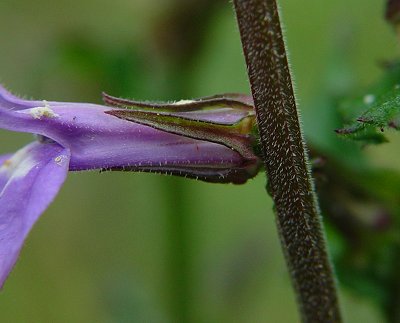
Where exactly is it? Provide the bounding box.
[0,86,43,111]
[0,141,70,288]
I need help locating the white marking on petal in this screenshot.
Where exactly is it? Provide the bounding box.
[54,155,68,166]
[0,147,37,181]
[28,101,59,119]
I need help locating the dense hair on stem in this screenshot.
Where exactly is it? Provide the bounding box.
[233,0,342,322]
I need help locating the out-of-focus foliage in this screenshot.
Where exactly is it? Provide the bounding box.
[315,20,400,320]
[315,155,400,322]
[337,62,400,144]
[0,0,399,322]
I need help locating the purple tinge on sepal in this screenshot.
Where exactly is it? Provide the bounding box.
[0,85,260,183]
[0,142,70,287]
[103,92,261,182]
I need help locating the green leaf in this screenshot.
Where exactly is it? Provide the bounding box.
[336,61,400,144]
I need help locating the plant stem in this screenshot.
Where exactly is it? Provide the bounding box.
[233,1,342,322]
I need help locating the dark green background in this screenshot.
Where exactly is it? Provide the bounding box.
[0,0,398,322]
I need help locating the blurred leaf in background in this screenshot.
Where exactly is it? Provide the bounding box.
[0,0,399,322]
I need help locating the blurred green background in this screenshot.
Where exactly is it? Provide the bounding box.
[0,0,399,322]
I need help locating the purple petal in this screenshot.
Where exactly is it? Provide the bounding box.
[0,154,13,190]
[0,86,253,176]
[0,141,70,287]
[0,154,12,165]
[0,85,42,111]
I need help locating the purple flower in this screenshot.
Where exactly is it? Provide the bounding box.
[0,85,261,287]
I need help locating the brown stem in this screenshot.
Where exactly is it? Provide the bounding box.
[232,1,342,322]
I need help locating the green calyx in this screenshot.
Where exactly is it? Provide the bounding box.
[104,93,259,163]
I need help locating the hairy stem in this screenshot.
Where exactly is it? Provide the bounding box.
[233,1,342,322]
